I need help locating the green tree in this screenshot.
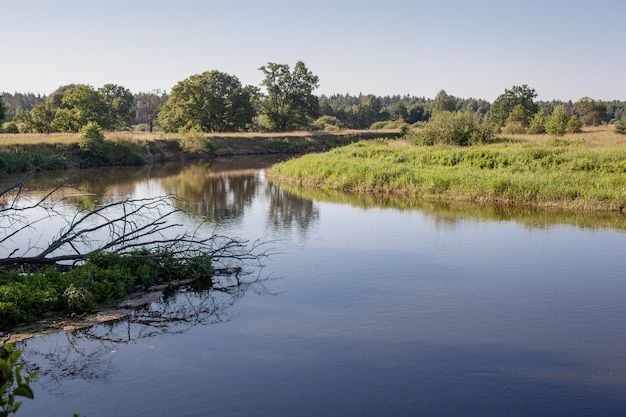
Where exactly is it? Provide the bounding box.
[503,104,529,133]
[545,105,568,136]
[360,94,382,127]
[134,90,168,132]
[573,97,606,126]
[528,110,547,134]
[60,84,111,131]
[78,121,105,153]
[23,102,56,133]
[566,115,583,133]
[159,71,256,133]
[258,61,320,131]
[48,84,78,108]
[99,84,134,130]
[431,89,457,113]
[490,84,538,127]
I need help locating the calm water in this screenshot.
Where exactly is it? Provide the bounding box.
[11,157,626,417]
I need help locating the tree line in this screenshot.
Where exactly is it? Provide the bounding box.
[2,62,626,135]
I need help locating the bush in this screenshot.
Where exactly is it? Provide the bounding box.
[566,116,583,133]
[178,127,210,154]
[502,121,526,134]
[410,111,492,146]
[528,111,547,134]
[615,118,626,134]
[1,122,19,134]
[311,116,343,131]
[78,121,105,153]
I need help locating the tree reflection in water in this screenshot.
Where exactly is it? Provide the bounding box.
[21,272,271,389]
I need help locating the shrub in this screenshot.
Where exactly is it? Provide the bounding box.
[311,116,343,131]
[411,111,492,146]
[178,127,210,154]
[78,121,105,153]
[528,111,547,134]
[566,116,583,133]
[1,122,19,134]
[502,121,526,134]
[545,105,568,136]
[615,118,626,134]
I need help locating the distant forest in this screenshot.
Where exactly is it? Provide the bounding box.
[2,85,626,133]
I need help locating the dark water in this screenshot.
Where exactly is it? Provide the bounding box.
[13,157,626,417]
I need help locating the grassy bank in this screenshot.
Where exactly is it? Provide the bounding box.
[268,132,626,211]
[0,251,212,331]
[0,130,399,174]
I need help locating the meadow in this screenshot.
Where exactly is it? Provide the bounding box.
[268,126,626,211]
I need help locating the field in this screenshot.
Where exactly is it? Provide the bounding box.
[269,126,626,211]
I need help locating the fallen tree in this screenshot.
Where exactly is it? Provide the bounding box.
[0,160,270,328]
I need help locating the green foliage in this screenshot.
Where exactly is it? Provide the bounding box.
[258,61,320,131]
[490,84,538,127]
[177,128,211,154]
[0,250,213,327]
[615,118,626,134]
[410,111,492,146]
[99,84,134,130]
[574,97,606,126]
[566,115,583,133]
[528,110,547,134]
[269,140,626,210]
[159,71,256,133]
[0,344,38,417]
[59,85,111,131]
[133,90,168,133]
[502,121,526,134]
[369,119,407,130]
[311,115,343,131]
[0,122,19,134]
[78,121,105,153]
[545,105,568,136]
[431,90,457,113]
[22,102,56,133]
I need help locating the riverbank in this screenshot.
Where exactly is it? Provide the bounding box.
[268,130,626,212]
[0,130,400,174]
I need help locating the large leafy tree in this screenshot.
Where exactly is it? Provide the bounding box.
[61,84,111,130]
[99,84,134,130]
[159,71,256,133]
[22,84,112,132]
[258,61,320,131]
[490,84,538,127]
[22,101,56,133]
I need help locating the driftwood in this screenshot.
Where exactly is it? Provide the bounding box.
[0,161,269,271]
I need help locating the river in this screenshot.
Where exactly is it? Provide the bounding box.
[10,156,626,417]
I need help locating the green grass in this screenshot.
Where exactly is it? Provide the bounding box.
[0,250,212,329]
[268,139,626,211]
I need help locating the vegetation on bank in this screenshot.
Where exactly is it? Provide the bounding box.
[0,250,212,329]
[268,130,626,211]
[0,130,398,175]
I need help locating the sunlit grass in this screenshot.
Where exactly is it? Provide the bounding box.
[269,135,626,211]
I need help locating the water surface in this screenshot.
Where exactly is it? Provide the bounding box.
[13,157,626,417]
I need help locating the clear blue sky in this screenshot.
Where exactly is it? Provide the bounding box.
[1,0,625,102]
